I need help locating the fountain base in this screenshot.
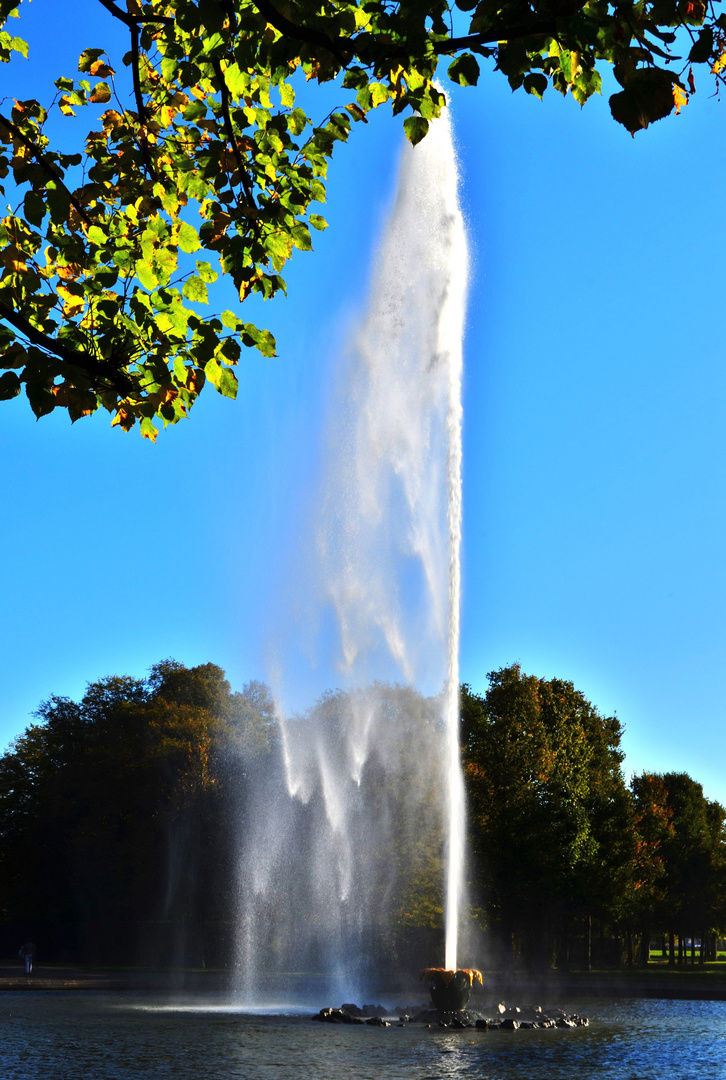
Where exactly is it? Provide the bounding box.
[420,967,482,1021]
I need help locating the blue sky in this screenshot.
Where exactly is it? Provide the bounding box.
[2,3,726,804]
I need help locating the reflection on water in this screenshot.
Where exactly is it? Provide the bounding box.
[1,995,726,1080]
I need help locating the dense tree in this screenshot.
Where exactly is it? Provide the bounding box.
[1,0,724,432]
[461,664,634,970]
[631,772,726,963]
[0,659,273,962]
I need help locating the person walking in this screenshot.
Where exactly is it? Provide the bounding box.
[19,940,36,975]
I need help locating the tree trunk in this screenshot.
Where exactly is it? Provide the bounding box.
[669,929,675,966]
[586,915,592,972]
[626,926,633,968]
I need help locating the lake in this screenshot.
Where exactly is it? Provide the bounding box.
[1,994,725,1079]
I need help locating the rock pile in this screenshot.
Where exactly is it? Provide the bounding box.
[312,1004,390,1026]
[311,1001,589,1030]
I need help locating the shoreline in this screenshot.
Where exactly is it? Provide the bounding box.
[3,963,726,1000]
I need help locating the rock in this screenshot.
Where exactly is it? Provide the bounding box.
[341,1003,364,1017]
[500,1018,520,1030]
[475,1019,490,1030]
[518,1005,542,1021]
[311,1008,347,1023]
[365,1015,390,1027]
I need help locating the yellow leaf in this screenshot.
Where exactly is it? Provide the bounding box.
[89,82,112,105]
[712,50,726,75]
[57,282,85,316]
[0,244,26,272]
[673,84,689,115]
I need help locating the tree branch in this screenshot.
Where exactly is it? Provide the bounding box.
[0,113,92,227]
[431,22,560,53]
[250,0,351,63]
[211,59,257,208]
[128,20,157,178]
[247,1,560,64]
[0,299,134,392]
[95,0,173,27]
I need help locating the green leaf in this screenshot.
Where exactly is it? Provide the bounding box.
[309,214,328,231]
[87,225,106,246]
[523,73,548,100]
[609,67,676,135]
[78,48,104,73]
[689,27,713,63]
[136,260,159,291]
[204,356,237,397]
[23,190,46,226]
[217,366,237,399]
[279,81,295,107]
[178,221,201,253]
[88,81,111,104]
[290,223,312,251]
[369,82,390,107]
[140,416,159,442]
[183,276,209,303]
[0,370,20,400]
[287,107,307,135]
[448,53,480,87]
[224,61,247,99]
[183,100,206,121]
[266,232,293,272]
[195,260,218,283]
[403,116,429,146]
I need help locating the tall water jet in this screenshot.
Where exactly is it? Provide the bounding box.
[236,109,468,999]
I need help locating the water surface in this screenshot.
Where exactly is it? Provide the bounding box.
[1,995,724,1079]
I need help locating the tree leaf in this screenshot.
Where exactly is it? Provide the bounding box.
[195,260,218,283]
[182,276,209,303]
[178,221,201,253]
[609,68,676,135]
[140,416,159,442]
[523,73,548,100]
[689,27,713,63]
[403,116,429,145]
[448,53,480,87]
[89,81,111,104]
[0,370,20,400]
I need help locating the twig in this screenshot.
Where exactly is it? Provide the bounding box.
[0,113,92,226]
[95,0,174,27]
[211,59,257,208]
[0,298,134,392]
[250,0,351,63]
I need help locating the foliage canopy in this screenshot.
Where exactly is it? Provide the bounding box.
[1,0,724,434]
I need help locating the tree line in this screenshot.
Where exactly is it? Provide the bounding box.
[462,664,726,971]
[0,657,724,971]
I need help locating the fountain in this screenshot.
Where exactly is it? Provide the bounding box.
[235,108,470,1007]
